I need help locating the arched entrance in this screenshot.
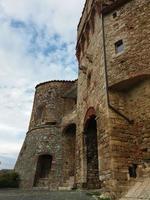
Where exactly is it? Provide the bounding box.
[34,154,52,187]
[62,123,76,187]
[84,110,100,189]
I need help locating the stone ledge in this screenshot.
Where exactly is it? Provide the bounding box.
[109,74,150,91]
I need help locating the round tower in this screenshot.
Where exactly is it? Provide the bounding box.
[15,80,75,190]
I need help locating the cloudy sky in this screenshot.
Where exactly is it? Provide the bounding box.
[0,0,85,169]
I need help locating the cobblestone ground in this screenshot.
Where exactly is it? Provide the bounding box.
[0,190,95,200]
[120,178,150,200]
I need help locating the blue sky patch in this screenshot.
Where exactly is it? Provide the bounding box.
[10,19,26,29]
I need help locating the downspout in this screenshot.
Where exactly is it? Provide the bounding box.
[101,9,134,124]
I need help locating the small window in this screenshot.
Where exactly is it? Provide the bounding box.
[129,164,137,178]
[142,148,148,152]
[87,72,91,87]
[113,12,117,18]
[45,121,57,126]
[115,40,124,54]
[35,104,45,122]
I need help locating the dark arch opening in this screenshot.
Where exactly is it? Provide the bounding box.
[129,164,137,178]
[62,123,76,185]
[84,115,100,189]
[34,154,52,187]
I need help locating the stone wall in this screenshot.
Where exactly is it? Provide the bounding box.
[107,79,150,196]
[128,79,150,166]
[76,0,150,196]
[104,0,150,86]
[15,127,62,189]
[76,4,112,190]
[102,0,150,195]
[62,124,76,184]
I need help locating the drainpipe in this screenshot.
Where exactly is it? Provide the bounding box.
[101,9,134,124]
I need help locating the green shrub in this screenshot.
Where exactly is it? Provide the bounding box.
[86,192,111,200]
[0,171,20,188]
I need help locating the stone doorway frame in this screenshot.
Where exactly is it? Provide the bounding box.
[62,123,76,185]
[82,107,100,189]
[33,154,53,187]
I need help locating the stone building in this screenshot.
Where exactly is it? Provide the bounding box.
[15,0,150,198]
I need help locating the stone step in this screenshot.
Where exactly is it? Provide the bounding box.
[33,186,49,190]
[34,178,49,188]
[58,186,72,191]
[86,181,101,189]
[119,178,150,200]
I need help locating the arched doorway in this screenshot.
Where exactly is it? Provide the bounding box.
[84,115,100,189]
[62,123,76,187]
[34,154,52,187]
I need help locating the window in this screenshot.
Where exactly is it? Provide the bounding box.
[87,72,91,87]
[85,23,90,46]
[35,104,45,122]
[115,39,124,54]
[129,164,137,178]
[113,12,117,18]
[45,121,57,125]
[91,9,95,33]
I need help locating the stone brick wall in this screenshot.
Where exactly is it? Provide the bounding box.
[102,0,150,195]
[128,79,150,165]
[76,3,112,190]
[61,124,76,183]
[107,79,150,195]
[76,0,150,196]
[104,0,150,86]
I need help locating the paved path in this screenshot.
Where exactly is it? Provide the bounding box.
[120,178,150,200]
[0,190,95,200]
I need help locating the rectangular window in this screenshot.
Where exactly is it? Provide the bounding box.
[113,11,117,18]
[115,40,124,54]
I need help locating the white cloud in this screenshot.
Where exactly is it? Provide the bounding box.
[0,0,84,40]
[0,0,85,169]
[0,141,22,156]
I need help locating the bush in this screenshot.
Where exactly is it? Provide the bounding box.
[0,171,20,188]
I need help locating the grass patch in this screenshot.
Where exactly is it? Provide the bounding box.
[86,191,111,200]
[0,171,20,188]
[86,191,101,196]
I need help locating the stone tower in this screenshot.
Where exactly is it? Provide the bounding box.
[15,81,77,189]
[15,0,150,198]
